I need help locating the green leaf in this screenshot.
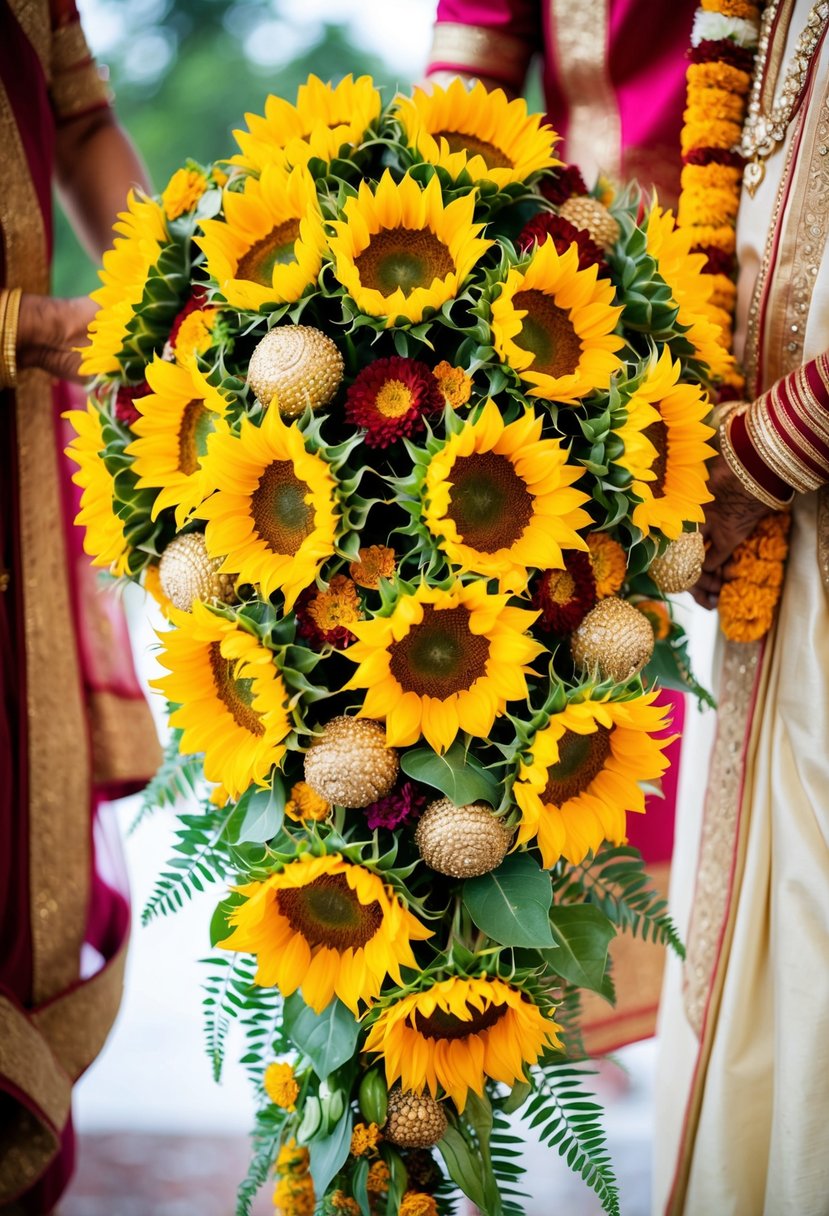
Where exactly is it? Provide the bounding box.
[502,1080,532,1115]
[309,1105,353,1197]
[544,905,616,994]
[283,995,361,1080]
[463,853,556,948]
[209,892,243,947]
[438,1125,502,1216]
[230,776,286,845]
[400,740,500,806]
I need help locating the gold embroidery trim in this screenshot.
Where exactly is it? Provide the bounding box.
[51,61,111,120]
[51,19,93,71]
[0,79,91,1007]
[548,0,621,182]
[427,21,535,88]
[6,0,51,81]
[89,690,162,786]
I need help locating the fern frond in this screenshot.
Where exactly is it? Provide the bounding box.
[129,724,204,833]
[490,1103,529,1216]
[524,1061,620,1216]
[235,1105,286,1216]
[141,806,234,924]
[583,844,685,957]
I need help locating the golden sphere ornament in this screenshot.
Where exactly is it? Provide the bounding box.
[247,324,343,419]
[303,716,399,808]
[384,1088,447,1149]
[559,195,621,251]
[415,799,512,878]
[158,532,235,611]
[571,596,655,683]
[649,531,705,594]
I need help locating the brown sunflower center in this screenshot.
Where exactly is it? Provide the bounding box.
[542,724,612,806]
[643,419,669,495]
[375,378,414,418]
[209,642,264,736]
[178,399,214,475]
[432,129,513,170]
[236,219,301,285]
[250,460,314,555]
[445,451,533,552]
[355,227,455,298]
[388,604,490,698]
[513,290,582,379]
[276,873,383,951]
[414,1000,508,1041]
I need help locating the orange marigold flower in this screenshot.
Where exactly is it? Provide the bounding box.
[162,167,208,220]
[680,163,742,192]
[284,781,331,823]
[686,62,751,95]
[433,359,473,409]
[264,1062,299,1110]
[701,0,759,18]
[330,1192,360,1215]
[400,1194,439,1216]
[678,190,740,229]
[636,598,672,641]
[173,307,220,367]
[276,1140,310,1175]
[684,89,746,124]
[350,1121,382,1157]
[587,532,627,598]
[686,224,737,253]
[349,545,396,590]
[367,1160,390,1195]
[297,575,363,649]
[681,119,742,155]
[212,166,229,187]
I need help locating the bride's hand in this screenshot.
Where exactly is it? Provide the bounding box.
[692,454,769,609]
[17,293,97,384]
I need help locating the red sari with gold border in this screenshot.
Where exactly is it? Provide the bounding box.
[0,4,160,1210]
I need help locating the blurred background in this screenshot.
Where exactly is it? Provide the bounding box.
[58,4,718,1212]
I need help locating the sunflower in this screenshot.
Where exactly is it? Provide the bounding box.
[198,407,340,610]
[196,164,326,312]
[233,74,383,172]
[162,167,208,221]
[422,400,591,593]
[126,356,231,528]
[394,79,560,187]
[152,601,292,799]
[613,347,716,538]
[489,239,624,402]
[64,403,131,574]
[218,853,431,1014]
[328,171,492,326]
[363,975,562,1112]
[644,203,732,377]
[344,580,543,753]
[513,692,675,866]
[81,192,168,376]
[344,356,444,448]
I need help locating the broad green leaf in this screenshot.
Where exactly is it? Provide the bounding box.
[229,775,286,845]
[502,1079,533,1114]
[309,1106,353,1196]
[208,892,243,947]
[463,853,556,948]
[283,995,361,1080]
[544,905,616,993]
[400,741,500,806]
[438,1124,502,1216]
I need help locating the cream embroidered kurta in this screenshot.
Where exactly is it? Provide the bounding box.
[654,6,829,1213]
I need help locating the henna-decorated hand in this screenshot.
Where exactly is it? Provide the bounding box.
[692,453,770,609]
[17,293,97,384]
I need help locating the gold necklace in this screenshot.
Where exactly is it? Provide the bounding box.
[739,0,829,194]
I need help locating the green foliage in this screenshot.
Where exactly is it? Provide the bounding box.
[463,853,556,949]
[283,995,361,1081]
[128,724,202,832]
[523,1062,621,1216]
[141,802,235,924]
[400,739,502,807]
[439,1092,504,1216]
[545,905,616,994]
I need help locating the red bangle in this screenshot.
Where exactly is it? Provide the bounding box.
[728,408,794,501]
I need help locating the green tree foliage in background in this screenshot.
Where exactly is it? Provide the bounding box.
[54,0,402,296]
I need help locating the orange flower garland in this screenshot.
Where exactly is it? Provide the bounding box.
[679,1,791,639]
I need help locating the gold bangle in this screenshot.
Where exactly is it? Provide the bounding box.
[0,287,22,390]
[719,409,794,510]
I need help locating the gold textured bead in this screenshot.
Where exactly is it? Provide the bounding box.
[571,596,655,683]
[415,799,512,878]
[247,324,344,419]
[559,195,621,251]
[303,716,399,808]
[649,531,705,594]
[158,532,236,611]
[384,1088,447,1149]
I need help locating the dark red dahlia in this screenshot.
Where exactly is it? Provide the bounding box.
[167,284,210,351]
[344,356,443,449]
[689,39,755,73]
[364,781,429,832]
[114,380,151,427]
[698,246,735,276]
[532,551,598,635]
[683,147,745,169]
[540,164,588,207]
[517,212,607,273]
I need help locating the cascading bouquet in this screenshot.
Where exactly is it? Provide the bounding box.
[68,74,723,1216]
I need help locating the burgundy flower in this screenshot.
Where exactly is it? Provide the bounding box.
[364,781,429,832]
[114,381,151,427]
[540,164,588,207]
[517,212,607,274]
[167,284,209,351]
[532,551,598,635]
[682,147,745,169]
[689,39,755,73]
[344,356,443,449]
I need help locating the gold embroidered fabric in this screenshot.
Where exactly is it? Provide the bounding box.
[90,691,162,786]
[51,61,110,120]
[7,0,51,79]
[548,0,621,182]
[427,22,536,88]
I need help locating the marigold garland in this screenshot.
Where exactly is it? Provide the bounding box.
[719,512,791,641]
